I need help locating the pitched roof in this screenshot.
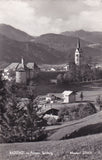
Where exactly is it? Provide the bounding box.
[16,63,29,71]
[62,90,73,95]
[4,63,19,71]
[27,62,38,70]
[47,93,62,99]
[40,103,65,113]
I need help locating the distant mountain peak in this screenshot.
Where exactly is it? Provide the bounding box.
[61,30,102,44]
[0,23,34,42]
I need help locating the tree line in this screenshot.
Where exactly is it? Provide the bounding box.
[57,63,102,83]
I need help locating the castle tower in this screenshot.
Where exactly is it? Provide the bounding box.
[75,38,82,66]
[16,57,29,84]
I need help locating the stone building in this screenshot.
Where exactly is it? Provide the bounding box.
[26,62,39,79]
[2,58,40,84]
[15,58,39,84]
[16,58,30,84]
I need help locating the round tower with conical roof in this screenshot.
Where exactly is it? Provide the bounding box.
[16,57,29,84]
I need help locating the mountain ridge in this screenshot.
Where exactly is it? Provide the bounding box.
[0,24,102,65]
[0,24,34,42]
[61,30,102,44]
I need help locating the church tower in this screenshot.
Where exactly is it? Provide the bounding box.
[75,38,82,66]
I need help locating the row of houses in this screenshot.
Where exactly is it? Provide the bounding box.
[39,64,69,72]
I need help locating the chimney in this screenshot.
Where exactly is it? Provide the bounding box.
[21,57,24,65]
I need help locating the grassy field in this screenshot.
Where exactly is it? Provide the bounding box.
[1,112,102,160]
[47,111,102,140]
[1,133,102,160]
[76,83,102,102]
[36,75,102,102]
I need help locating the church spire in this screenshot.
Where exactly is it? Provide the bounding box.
[77,38,80,49]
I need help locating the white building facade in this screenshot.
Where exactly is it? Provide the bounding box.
[75,38,82,66]
[62,91,76,103]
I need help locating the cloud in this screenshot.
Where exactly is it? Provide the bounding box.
[80,10,102,30]
[0,0,102,36]
[29,0,85,20]
[0,0,35,32]
[83,0,102,6]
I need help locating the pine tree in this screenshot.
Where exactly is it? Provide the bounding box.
[0,78,47,143]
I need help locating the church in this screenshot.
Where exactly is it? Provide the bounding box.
[75,38,82,66]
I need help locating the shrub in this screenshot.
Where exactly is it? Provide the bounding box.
[58,103,96,122]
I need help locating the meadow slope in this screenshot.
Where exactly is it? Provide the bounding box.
[47,111,102,140]
[0,133,102,160]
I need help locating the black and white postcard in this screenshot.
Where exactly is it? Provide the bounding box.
[0,0,102,160]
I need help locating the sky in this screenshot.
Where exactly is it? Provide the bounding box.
[0,0,102,36]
